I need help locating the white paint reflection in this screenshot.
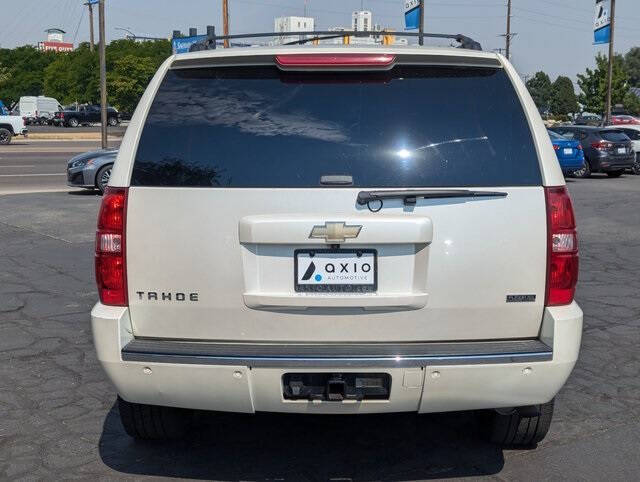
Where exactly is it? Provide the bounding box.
[416,136,489,151]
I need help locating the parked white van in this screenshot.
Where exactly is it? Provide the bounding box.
[18,96,62,125]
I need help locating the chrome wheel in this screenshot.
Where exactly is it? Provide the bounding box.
[68,118,79,128]
[97,165,112,193]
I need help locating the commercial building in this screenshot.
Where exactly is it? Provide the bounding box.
[274,16,315,45]
[38,28,74,52]
[324,11,408,46]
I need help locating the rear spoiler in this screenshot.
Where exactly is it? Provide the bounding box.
[185,30,482,52]
[171,52,501,71]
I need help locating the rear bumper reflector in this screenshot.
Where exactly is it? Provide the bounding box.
[121,339,552,368]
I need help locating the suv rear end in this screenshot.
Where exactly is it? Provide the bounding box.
[92,46,582,445]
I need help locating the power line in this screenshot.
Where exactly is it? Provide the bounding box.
[73,7,86,44]
[512,4,640,32]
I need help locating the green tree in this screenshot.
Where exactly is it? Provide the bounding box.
[550,76,578,118]
[2,39,170,111]
[577,53,629,114]
[107,55,157,113]
[623,90,640,116]
[624,47,640,87]
[0,46,56,106]
[526,71,552,113]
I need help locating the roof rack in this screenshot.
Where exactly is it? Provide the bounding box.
[188,30,482,53]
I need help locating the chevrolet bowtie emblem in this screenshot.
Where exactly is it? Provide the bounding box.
[309,222,362,243]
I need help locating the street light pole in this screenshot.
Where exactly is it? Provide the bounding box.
[605,0,616,125]
[99,0,107,149]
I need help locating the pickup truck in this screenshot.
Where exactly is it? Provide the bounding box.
[0,115,28,144]
[53,104,120,128]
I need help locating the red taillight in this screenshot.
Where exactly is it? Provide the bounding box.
[591,140,612,150]
[545,186,578,306]
[95,187,128,306]
[553,144,560,150]
[275,53,396,69]
[577,144,583,151]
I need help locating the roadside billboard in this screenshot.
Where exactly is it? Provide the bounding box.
[38,41,74,52]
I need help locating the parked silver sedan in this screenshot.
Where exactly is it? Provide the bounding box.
[66,148,118,193]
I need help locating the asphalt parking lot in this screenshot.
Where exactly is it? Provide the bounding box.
[1,144,639,480]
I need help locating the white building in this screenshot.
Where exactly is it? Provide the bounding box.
[274,16,315,45]
[352,11,372,32]
[324,11,408,46]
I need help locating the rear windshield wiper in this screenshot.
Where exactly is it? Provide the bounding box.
[357,189,508,209]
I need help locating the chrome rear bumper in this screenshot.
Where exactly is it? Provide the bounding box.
[121,339,553,368]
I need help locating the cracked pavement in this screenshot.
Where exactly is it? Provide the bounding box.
[1,176,639,481]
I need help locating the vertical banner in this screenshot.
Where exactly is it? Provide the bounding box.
[404,0,420,30]
[594,0,611,44]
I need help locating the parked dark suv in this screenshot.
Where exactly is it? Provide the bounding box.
[550,126,634,177]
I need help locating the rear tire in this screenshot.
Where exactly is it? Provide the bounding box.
[573,160,591,178]
[0,128,12,145]
[481,399,555,447]
[67,117,79,128]
[632,154,640,175]
[607,170,624,178]
[117,396,192,440]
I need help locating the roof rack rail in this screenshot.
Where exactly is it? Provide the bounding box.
[188,30,482,53]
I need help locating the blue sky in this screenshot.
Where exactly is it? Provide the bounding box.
[2,0,639,81]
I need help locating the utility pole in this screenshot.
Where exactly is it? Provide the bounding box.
[222,0,229,48]
[99,0,107,149]
[418,0,424,46]
[85,1,95,52]
[505,0,512,60]
[605,0,616,125]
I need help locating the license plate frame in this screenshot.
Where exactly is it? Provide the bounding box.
[294,249,378,293]
[617,147,626,154]
[563,147,573,155]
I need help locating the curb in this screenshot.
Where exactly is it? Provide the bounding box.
[27,133,124,141]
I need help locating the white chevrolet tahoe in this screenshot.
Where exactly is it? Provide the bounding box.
[92,43,582,446]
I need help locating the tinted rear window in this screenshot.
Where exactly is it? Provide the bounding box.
[600,130,629,142]
[132,66,541,187]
